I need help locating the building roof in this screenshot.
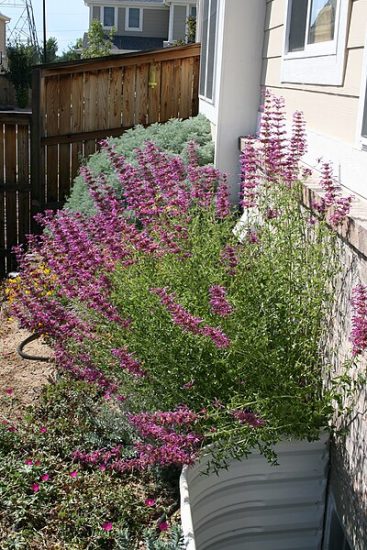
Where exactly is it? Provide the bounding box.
[0,12,10,22]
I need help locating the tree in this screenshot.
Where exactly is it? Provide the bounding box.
[41,37,58,64]
[81,19,114,59]
[58,38,83,62]
[6,40,38,108]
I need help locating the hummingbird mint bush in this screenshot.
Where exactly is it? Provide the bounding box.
[9,92,354,472]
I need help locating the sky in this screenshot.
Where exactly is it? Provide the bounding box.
[3,0,90,54]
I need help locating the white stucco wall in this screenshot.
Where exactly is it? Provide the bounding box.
[199,0,266,203]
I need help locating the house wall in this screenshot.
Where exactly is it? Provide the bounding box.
[0,18,7,69]
[298,178,367,549]
[262,0,367,198]
[92,6,101,20]
[199,0,266,203]
[172,5,187,40]
[117,7,169,38]
[91,5,169,38]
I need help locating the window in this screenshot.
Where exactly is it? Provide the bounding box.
[288,0,337,53]
[103,7,115,28]
[199,0,218,102]
[362,87,367,141]
[126,7,143,31]
[281,0,349,85]
[190,6,197,18]
[323,495,352,550]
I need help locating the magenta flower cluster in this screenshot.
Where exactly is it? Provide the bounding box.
[151,287,231,348]
[231,409,265,428]
[209,285,233,317]
[351,284,367,356]
[73,407,203,471]
[239,90,352,227]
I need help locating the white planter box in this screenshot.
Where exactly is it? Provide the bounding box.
[180,435,329,550]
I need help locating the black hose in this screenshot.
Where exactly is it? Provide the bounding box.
[17,333,52,363]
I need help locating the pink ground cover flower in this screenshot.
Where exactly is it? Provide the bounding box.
[102,522,113,532]
[5,388,13,396]
[40,473,50,482]
[32,483,40,493]
[158,521,169,531]
[144,498,156,507]
[69,470,78,478]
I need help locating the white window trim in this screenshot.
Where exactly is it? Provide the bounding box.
[356,30,367,150]
[281,0,350,86]
[125,7,143,32]
[101,6,116,30]
[198,0,218,105]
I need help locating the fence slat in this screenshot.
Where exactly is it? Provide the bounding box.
[0,123,4,276]
[108,68,123,128]
[148,62,161,123]
[59,75,72,202]
[4,124,17,270]
[17,123,31,246]
[135,63,149,126]
[122,65,136,127]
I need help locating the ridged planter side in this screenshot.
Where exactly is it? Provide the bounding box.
[180,435,329,550]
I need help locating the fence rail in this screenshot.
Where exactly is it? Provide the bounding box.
[0,43,200,276]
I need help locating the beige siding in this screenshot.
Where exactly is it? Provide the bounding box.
[172,5,187,41]
[0,20,6,69]
[262,0,367,144]
[92,6,100,20]
[117,7,169,38]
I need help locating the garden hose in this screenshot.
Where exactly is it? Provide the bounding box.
[17,333,52,363]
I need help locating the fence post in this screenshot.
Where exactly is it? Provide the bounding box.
[31,67,45,233]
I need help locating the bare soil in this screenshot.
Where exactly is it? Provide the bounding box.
[0,313,54,420]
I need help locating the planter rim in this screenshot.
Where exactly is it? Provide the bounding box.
[180,465,196,550]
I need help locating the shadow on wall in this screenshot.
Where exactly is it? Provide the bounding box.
[326,241,367,549]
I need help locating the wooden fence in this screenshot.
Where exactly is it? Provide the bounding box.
[0,43,200,276]
[32,43,200,213]
[0,112,32,275]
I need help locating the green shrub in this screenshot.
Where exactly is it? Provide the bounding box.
[65,115,214,215]
[0,378,181,549]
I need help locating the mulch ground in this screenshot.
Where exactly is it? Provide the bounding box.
[0,312,54,420]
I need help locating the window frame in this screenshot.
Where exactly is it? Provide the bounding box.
[285,0,340,58]
[323,494,352,550]
[198,0,218,104]
[102,6,116,30]
[125,7,143,32]
[357,30,367,150]
[281,0,350,85]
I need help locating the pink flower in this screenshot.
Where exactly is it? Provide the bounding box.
[209,285,233,317]
[182,380,195,390]
[34,460,41,467]
[40,473,49,482]
[99,464,107,472]
[25,459,33,466]
[39,426,47,434]
[102,521,113,532]
[145,498,156,507]
[5,388,13,396]
[69,470,78,478]
[158,521,169,531]
[32,483,40,493]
